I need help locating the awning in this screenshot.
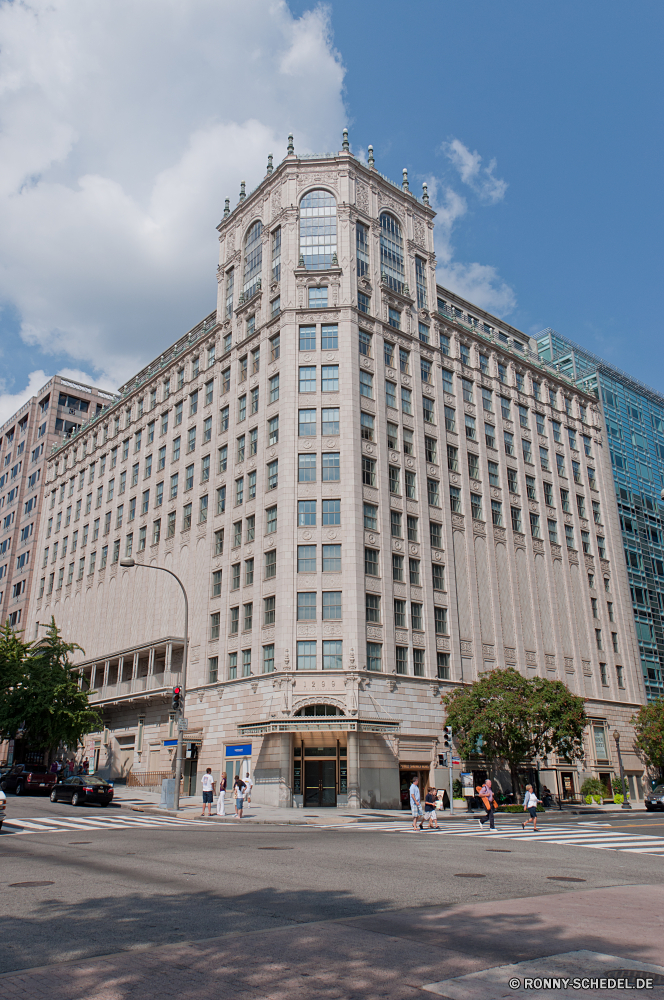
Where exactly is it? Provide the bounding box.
[237,716,400,736]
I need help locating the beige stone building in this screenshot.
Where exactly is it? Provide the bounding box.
[0,375,115,635]
[26,137,647,807]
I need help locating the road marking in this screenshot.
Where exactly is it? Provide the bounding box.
[0,813,204,837]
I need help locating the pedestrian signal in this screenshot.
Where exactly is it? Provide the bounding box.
[172,686,182,713]
[437,754,447,767]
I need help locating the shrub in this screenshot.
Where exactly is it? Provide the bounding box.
[614,793,624,804]
[497,804,544,813]
[452,778,463,798]
[581,777,604,799]
[584,794,602,805]
[611,775,629,797]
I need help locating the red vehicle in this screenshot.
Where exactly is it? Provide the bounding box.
[0,764,57,796]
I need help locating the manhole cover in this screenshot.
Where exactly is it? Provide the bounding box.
[454,873,486,878]
[9,881,55,887]
[486,849,511,852]
[257,846,294,850]
[547,876,586,882]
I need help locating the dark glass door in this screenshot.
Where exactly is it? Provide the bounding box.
[304,760,337,806]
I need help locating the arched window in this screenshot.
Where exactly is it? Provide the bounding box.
[294,704,344,717]
[243,220,262,299]
[299,190,337,270]
[380,213,405,294]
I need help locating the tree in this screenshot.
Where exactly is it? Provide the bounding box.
[631,699,664,775]
[443,667,587,796]
[0,617,102,758]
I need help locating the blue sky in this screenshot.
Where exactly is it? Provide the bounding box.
[0,0,662,421]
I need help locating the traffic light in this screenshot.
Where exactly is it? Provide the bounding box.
[443,725,452,751]
[437,754,447,767]
[172,686,181,713]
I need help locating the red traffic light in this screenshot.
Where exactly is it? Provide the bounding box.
[173,687,181,695]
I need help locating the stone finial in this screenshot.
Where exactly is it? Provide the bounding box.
[402,168,409,192]
[267,153,273,175]
[368,145,375,168]
[239,180,246,202]
[287,133,295,155]
[223,198,230,219]
[331,251,338,266]
[422,182,429,205]
[342,127,349,152]
[298,253,305,268]
[404,283,410,296]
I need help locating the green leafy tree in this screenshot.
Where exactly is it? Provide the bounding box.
[0,617,101,757]
[631,699,664,775]
[443,667,587,797]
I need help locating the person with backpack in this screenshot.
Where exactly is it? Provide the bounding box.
[233,774,247,819]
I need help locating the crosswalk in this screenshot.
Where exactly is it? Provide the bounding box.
[0,812,204,837]
[313,818,664,856]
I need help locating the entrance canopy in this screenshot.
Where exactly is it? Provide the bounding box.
[237,716,400,737]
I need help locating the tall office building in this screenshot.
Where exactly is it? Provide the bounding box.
[0,375,115,630]
[27,137,646,806]
[537,330,664,702]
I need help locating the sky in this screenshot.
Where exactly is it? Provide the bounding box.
[0,0,662,422]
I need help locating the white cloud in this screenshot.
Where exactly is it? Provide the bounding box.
[0,0,346,385]
[0,370,50,426]
[442,138,508,204]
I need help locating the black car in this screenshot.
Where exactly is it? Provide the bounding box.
[645,784,664,811]
[50,775,114,807]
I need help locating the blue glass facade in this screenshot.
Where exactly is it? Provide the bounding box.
[537,330,664,701]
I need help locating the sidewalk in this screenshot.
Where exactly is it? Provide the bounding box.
[112,787,646,824]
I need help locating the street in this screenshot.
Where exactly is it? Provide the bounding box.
[2,796,664,999]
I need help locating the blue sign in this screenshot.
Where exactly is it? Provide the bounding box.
[163,739,178,747]
[226,743,252,757]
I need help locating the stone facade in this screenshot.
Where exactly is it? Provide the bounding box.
[26,142,647,805]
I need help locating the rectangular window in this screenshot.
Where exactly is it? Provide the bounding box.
[323,544,341,572]
[243,601,253,630]
[400,387,412,414]
[229,607,239,635]
[297,641,317,670]
[359,371,374,399]
[366,642,382,671]
[322,499,340,525]
[298,545,316,572]
[391,510,402,537]
[388,307,400,330]
[412,648,424,677]
[522,438,533,464]
[364,547,379,576]
[366,593,381,623]
[449,486,461,513]
[530,511,541,538]
[322,452,340,481]
[265,549,277,579]
[214,528,224,555]
[432,563,445,591]
[504,431,515,456]
[442,368,454,394]
[468,453,480,481]
[323,591,342,619]
[298,454,316,483]
[362,457,376,487]
[299,367,316,393]
[298,409,316,437]
[556,452,566,477]
[266,505,278,533]
[395,646,408,675]
[268,416,279,445]
[267,459,278,490]
[511,506,522,532]
[389,465,400,495]
[167,511,176,537]
[565,524,575,549]
[491,500,503,526]
[182,503,192,531]
[439,333,450,356]
[409,558,420,585]
[427,478,440,507]
[411,601,423,631]
[215,484,226,515]
[500,397,511,420]
[430,521,442,549]
[322,365,339,391]
[547,518,558,544]
[471,494,483,520]
[264,596,276,626]
[385,381,397,409]
[422,398,435,424]
[308,287,328,308]
[363,503,377,531]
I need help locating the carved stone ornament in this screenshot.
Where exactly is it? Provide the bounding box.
[525,650,537,665]
[452,514,465,529]
[449,474,460,486]
[326,530,338,540]
[436,637,451,651]
[491,487,502,499]
[460,640,473,655]
[433,550,443,561]
[504,647,517,662]
[393,540,402,551]
[493,526,506,540]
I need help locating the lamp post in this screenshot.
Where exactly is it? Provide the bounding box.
[120,559,188,812]
[613,730,631,810]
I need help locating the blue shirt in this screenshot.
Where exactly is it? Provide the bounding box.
[409,783,421,807]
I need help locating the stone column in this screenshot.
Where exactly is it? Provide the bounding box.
[347,730,360,810]
[278,733,292,809]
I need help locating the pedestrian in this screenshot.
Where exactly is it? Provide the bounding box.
[409,775,424,831]
[477,778,496,831]
[522,784,540,831]
[233,775,246,819]
[200,768,215,817]
[243,771,253,805]
[50,760,58,775]
[216,771,227,816]
[424,785,439,829]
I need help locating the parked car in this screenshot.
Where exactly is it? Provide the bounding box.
[1,764,57,796]
[0,788,6,830]
[50,775,114,807]
[645,784,664,811]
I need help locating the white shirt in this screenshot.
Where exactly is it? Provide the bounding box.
[524,791,538,808]
[244,776,253,790]
[201,773,214,792]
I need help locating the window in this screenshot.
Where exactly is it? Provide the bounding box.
[187,427,196,454]
[323,544,341,571]
[298,545,317,573]
[421,358,432,384]
[522,439,533,464]
[592,501,602,524]
[182,503,192,531]
[444,406,456,433]
[365,548,379,576]
[265,549,276,579]
[308,287,328,308]
[409,558,420,585]
[432,564,445,591]
[439,333,450,357]
[442,368,454,395]
[322,452,340,481]
[230,607,239,635]
[266,505,278,533]
[449,486,461,512]
[539,446,550,472]
[511,506,522,532]
[389,465,400,495]
[216,484,226,514]
[596,629,603,651]
[535,412,545,436]
[243,598,253,629]
[491,500,503,526]
[263,596,276,626]
[267,459,278,490]
[565,524,575,549]
[597,536,606,558]
[415,256,427,309]
[366,642,382,672]
[547,519,558,544]
[587,466,597,489]
[385,381,397,409]
[214,528,224,555]
[471,494,483,520]
[242,219,262,300]
[411,602,423,631]
[423,398,435,424]
[567,427,577,450]
[323,591,342,619]
[238,395,246,422]
[299,367,316,393]
[268,416,279,446]
[389,510,402,538]
[556,453,566,477]
[530,512,541,538]
[362,457,376,487]
[297,641,317,671]
[427,478,440,507]
[167,511,176,537]
[360,412,375,442]
[430,521,442,548]
[298,454,316,483]
[321,365,339,392]
[231,562,241,591]
[359,371,374,399]
[497,362,507,384]
[228,651,238,680]
[468,453,480,480]
[504,431,515,456]
[270,333,280,362]
[500,397,511,420]
[363,503,377,530]
[300,189,336,269]
[560,488,570,512]
[418,322,430,345]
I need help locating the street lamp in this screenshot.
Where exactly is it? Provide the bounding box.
[120,558,188,811]
[612,730,632,810]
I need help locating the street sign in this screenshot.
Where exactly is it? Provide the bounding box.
[177,718,189,731]
[225,743,252,757]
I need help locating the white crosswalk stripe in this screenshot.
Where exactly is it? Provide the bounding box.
[314,819,664,856]
[0,812,204,836]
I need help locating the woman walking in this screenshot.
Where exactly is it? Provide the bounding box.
[424,786,439,829]
[233,774,246,819]
[522,784,540,831]
[216,771,227,816]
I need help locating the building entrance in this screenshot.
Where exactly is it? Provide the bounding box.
[399,767,430,810]
[304,760,337,807]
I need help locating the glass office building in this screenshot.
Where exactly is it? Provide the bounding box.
[537,329,664,701]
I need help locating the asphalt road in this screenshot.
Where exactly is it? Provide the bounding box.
[2,796,664,977]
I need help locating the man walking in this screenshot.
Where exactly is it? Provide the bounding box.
[243,771,253,806]
[477,778,496,831]
[410,775,424,831]
[200,767,215,818]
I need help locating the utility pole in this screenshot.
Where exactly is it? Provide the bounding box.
[443,725,454,815]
